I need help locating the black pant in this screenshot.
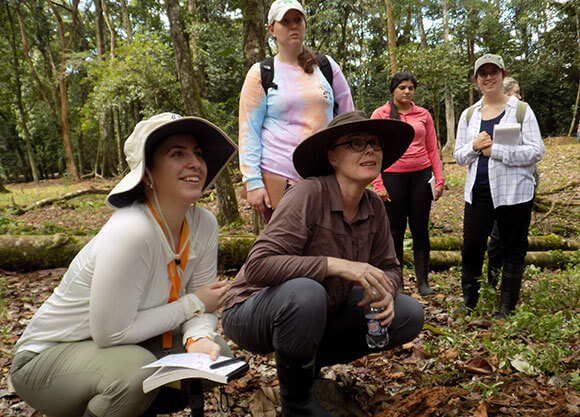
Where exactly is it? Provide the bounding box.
[222,278,424,365]
[382,167,433,264]
[487,221,502,269]
[462,186,533,277]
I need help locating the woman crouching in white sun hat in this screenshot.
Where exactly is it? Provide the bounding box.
[10,113,237,417]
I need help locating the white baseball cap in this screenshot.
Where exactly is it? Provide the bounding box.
[106,112,237,209]
[268,0,305,25]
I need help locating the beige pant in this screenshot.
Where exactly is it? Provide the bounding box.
[10,335,232,417]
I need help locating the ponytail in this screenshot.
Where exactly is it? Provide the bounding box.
[389,99,400,120]
[298,46,317,74]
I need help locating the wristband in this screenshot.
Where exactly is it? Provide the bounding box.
[185,336,211,350]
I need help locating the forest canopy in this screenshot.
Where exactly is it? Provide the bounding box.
[0,0,578,183]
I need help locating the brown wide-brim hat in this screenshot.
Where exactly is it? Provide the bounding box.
[293,110,414,179]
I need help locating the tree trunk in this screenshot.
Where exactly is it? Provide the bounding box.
[165,0,203,116]
[119,0,133,43]
[57,66,79,181]
[47,0,80,182]
[5,0,39,182]
[113,106,123,174]
[0,179,10,194]
[12,0,56,116]
[215,166,242,226]
[384,0,398,74]
[100,0,116,60]
[242,0,266,73]
[567,9,580,137]
[416,5,427,49]
[165,0,240,225]
[242,0,267,233]
[94,0,106,178]
[186,0,206,95]
[441,0,456,154]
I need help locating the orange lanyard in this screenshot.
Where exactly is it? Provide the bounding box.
[147,202,190,350]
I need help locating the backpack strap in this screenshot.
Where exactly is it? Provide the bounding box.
[315,53,333,88]
[465,105,476,126]
[515,100,528,129]
[260,57,277,94]
[315,53,338,116]
[259,54,339,116]
[465,101,528,132]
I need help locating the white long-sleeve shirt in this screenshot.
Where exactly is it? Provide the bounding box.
[454,96,544,208]
[15,203,219,354]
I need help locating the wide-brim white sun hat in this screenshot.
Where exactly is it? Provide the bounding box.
[106,112,237,209]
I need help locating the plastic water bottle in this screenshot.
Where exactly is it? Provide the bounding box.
[365,304,389,349]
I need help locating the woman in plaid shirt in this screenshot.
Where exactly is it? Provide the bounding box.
[454,54,544,318]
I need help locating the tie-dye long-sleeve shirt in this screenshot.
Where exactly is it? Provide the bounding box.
[239,55,354,191]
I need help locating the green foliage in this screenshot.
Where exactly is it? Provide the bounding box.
[446,265,580,382]
[83,33,182,120]
[0,0,577,181]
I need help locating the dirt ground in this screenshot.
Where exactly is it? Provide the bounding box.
[0,138,579,416]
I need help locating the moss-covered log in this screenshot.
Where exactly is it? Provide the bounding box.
[425,235,579,251]
[0,235,578,272]
[402,250,580,270]
[0,234,92,271]
[0,234,258,273]
[217,235,256,274]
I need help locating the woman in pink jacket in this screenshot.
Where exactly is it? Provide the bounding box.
[371,72,444,296]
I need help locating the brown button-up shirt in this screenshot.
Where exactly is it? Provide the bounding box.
[224,175,401,312]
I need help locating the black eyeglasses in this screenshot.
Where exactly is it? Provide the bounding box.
[477,68,501,78]
[331,138,383,152]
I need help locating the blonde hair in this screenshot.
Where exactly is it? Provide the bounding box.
[502,77,519,95]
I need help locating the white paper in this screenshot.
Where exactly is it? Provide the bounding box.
[143,352,243,377]
[493,123,520,145]
[428,174,436,199]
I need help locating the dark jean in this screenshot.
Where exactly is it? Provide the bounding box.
[462,185,533,277]
[222,278,424,366]
[382,167,433,264]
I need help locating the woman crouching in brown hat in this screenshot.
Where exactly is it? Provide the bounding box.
[10,113,237,417]
[222,110,425,416]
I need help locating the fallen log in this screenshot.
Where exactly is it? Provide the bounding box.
[11,187,112,214]
[402,250,580,270]
[0,235,578,273]
[426,235,580,251]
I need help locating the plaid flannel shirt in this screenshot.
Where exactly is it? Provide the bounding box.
[454,96,544,208]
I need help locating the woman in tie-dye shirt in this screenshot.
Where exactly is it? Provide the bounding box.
[239,0,354,221]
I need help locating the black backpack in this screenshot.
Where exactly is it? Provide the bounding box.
[259,53,339,116]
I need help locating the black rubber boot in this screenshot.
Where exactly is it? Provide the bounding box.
[414,249,435,296]
[496,262,524,319]
[461,271,480,310]
[275,351,337,417]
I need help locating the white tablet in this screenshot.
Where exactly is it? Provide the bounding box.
[493,123,520,145]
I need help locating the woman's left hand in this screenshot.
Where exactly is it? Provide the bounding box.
[193,282,228,313]
[434,187,444,201]
[481,144,492,157]
[369,292,395,327]
[187,337,221,361]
